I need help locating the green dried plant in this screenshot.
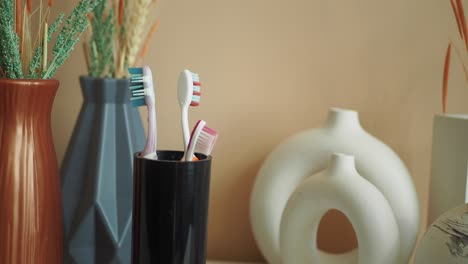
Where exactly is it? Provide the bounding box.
[42,0,102,79]
[29,13,64,79]
[0,0,102,79]
[88,1,116,78]
[0,0,23,79]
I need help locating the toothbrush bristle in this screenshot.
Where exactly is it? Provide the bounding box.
[195,125,218,156]
[131,97,146,107]
[128,67,143,75]
[190,97,200,106]
[191,72,199,81]
[193,85,201,96]
[202,126,217,136]
[191,92,201,106]
[132,90,146,97]
[130,84,144,90]
[131,77,143,83]
[189,71,201,106]
[128,66,154,108]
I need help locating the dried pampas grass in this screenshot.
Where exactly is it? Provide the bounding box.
[86,0,160,78]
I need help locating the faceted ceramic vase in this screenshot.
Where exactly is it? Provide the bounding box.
[0,79,63,263]
[416,204,468,264]
[61,77,145,263]
[428,114,468,225]
[280,154,400,264]
[250,108,419,264]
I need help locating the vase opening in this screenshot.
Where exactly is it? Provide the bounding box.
[325,108,362,132]
[317,209,358,257]
[326,153,357,176]
[79,76,132,104]
[437,113,468,120]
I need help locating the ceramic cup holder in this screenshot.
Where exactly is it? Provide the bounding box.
[132,151,212,264]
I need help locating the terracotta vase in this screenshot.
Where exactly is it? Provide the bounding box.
[0,79,63,263]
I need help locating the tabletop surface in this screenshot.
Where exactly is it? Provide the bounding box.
[207,261,262,264]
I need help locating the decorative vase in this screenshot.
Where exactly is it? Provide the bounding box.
[428,114,468,225]
[0,79,62,263]
[61,76,145,263]
[280,154,400,264]
[250,108,419,264]
[415,203,468,263]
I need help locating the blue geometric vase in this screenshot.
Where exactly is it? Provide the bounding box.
[61,76,145,263]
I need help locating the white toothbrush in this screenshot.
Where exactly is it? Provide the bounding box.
[178,69,201,159]
[185,120,218,161]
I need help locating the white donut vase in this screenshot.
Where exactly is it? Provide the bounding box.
[250,108,419,264]
[280,154,400,264]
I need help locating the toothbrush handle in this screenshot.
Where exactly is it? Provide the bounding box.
[181,107,190,153]
[185,143,195,161]
[142,97,158,159]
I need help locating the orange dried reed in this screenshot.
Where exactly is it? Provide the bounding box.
[27,0,32,13]
[118,0,124,25]
[140,19,160,59]
[456,0,468,49]
[83,43,91,70]
[451,0,464,38]
[16,0,22,39]
[443,43,452,114]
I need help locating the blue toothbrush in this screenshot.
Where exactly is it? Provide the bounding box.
[128,66,158,159]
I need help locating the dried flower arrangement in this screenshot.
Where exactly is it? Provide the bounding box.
[0,0,102,79]
[443,0,468,113]
[84,0,160,78]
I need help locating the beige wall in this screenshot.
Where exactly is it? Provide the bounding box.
[53,0,468,262]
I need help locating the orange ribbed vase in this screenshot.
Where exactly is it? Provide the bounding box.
[0,79,63,263]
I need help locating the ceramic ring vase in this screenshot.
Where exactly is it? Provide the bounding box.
[0,79,62,263]
[250,108,419,264]
[280,154,400,264]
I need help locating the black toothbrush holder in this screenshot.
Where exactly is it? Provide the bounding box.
[132,151,212,264]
